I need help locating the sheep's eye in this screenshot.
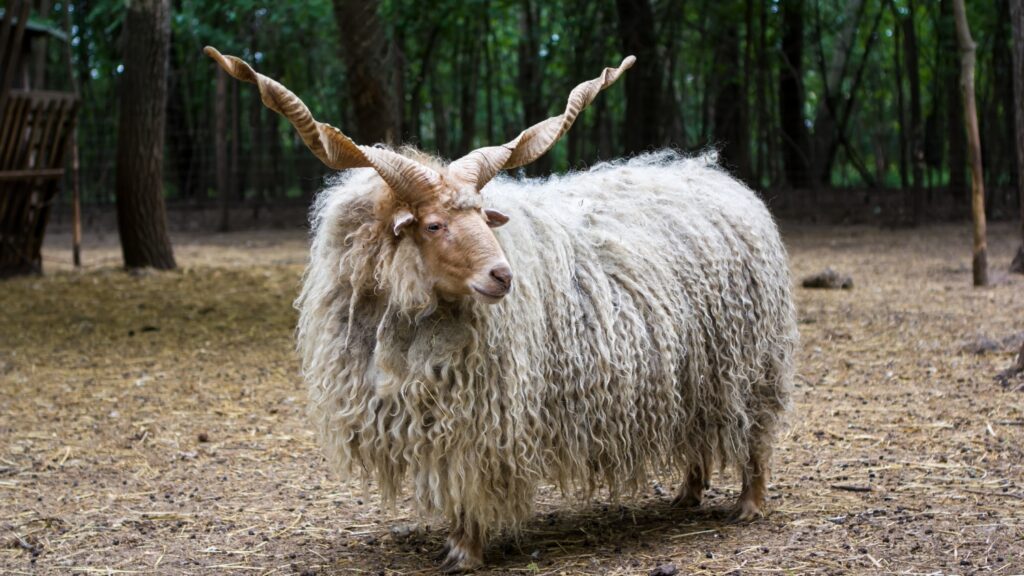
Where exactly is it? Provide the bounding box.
[425,223,443,233]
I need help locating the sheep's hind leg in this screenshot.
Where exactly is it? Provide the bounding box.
[439,517,484,573]
[672,467,707,509]
[733,449,768,522]
[435,524,463,562]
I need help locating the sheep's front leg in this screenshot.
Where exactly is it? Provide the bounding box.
[672,466,707,508]
[439,516,484,573]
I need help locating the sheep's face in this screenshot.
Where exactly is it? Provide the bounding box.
[394,197,512,305]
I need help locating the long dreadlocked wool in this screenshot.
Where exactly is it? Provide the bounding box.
[296,150,798,538]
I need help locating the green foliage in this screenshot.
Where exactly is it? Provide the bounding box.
[36,0,1020,205]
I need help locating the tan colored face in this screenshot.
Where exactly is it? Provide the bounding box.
[397,203,512,304]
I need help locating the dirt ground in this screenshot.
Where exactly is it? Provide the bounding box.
[2,223,1023,575]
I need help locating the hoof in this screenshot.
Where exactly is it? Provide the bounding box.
[439,543,483,573]
[732,498,764,523]
[434,541,452,563]
[435,527,462,562]
[671,491,702,509]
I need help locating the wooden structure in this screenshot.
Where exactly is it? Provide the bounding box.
[0,1,78,276]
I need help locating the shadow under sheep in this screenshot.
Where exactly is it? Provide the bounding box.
[330,488,752,573]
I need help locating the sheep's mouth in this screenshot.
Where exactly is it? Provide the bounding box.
[471,284,507,303]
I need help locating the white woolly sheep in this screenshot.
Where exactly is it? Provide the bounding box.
[205,46,798,573]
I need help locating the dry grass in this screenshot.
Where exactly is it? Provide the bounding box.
[2,223,1022,575]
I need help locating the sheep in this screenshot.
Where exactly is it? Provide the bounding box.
[205,46,798,573]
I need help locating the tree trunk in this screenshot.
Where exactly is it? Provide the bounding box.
[616,0,660,155]
[1011,0,1024,272]
[407,18,444,147]
[811,0,864,187]
[779,0,811,188]
[893,17,909,190]
[953,0,987,287]
[167,44,198,201]
[250,81,265,220]
[230,79,241,202]
[712,1,748,180]
[567,0,601,165]
[484,5,495,146]
[517,0,550,174]
[457,14,481,156]
[332,0,401,144]
[904,0,923,205]
[115,0,175,270]
[742,0,753,180]
[267,116,283,200]
[659,0,685,149]
[430,61,449,157]
[942,0,967,207]
[31,0,51,88]
[216,69,229,232]
[756,0,771,185]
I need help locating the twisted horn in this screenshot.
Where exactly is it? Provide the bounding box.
[204,46,441,203]
[448,55,635,190]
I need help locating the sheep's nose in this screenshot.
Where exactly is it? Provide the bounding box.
[490,264,513,290]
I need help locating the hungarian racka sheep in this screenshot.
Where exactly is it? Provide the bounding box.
[206,46,798,573]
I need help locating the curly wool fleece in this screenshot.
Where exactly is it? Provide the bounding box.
[296,150,798,538]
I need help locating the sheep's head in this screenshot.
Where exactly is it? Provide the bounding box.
[385,179,513,304]
[204,46,633,305]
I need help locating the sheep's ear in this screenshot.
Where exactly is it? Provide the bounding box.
[484,209,509,228]
[393,209,415,236]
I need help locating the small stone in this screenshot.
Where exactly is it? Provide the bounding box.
[650,563,679,576]
[389,524,419,542]
[801,268,853,289]
[960,336,1000,355]
[197,432,209,443]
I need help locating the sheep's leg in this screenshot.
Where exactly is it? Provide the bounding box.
[439,516,484,573]
[734,448,769,522]
[436,523,463,562]
[672,466,707,508]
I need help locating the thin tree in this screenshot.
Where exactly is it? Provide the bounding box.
[779,0,811,188]
[115,0,176,270]
[952,0,986,287]
[517,0,550,174]
[942,0,967,208]
[903,0,923,198]
[811,0,865,186]
[712,0,748,181]
[332,0,401,144]
[216,68,229,231]
[1009,0,1024,273]
[616,0,661,155]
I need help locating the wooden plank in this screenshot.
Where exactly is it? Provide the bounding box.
[0,0,31,117]
[0,96,28,168]
[6,89,78,100]
[0,1,31,94]
[17,97,46,170]
[35,96,60,167]
[41,98,68,166]
[0,168,64,181]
